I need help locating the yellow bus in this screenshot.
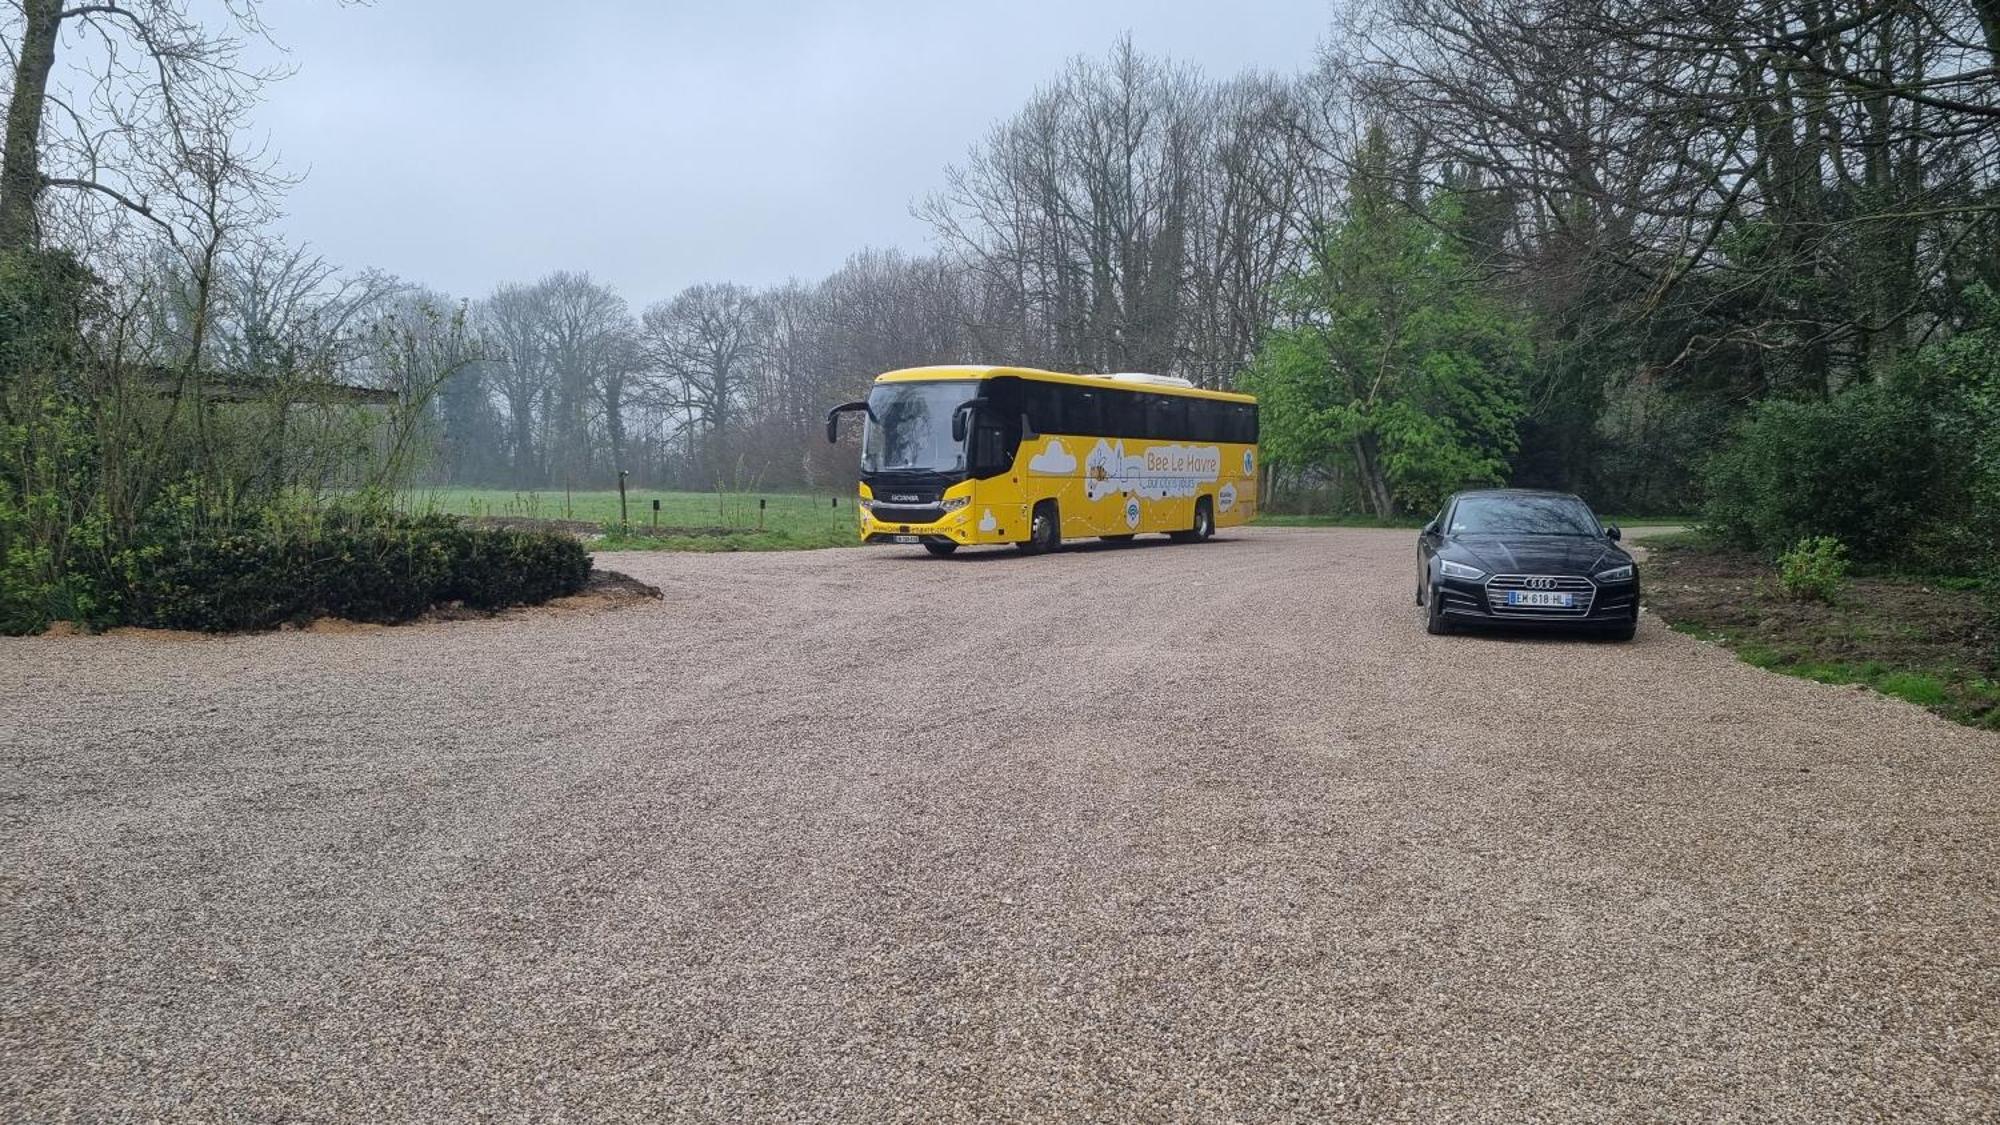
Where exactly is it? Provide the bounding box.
[826,365,1258,556]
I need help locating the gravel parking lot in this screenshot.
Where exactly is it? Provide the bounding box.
[4,527,1997,1122]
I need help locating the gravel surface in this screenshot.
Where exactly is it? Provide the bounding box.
[4,527,1997,1122]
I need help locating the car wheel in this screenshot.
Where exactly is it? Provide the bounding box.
[1017,501,1059,555]
[1603,618,1637,642]
[923,542,958,557]
[1425,585,1453,635]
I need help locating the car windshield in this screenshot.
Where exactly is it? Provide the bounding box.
[860,380,978,475]
[1450,495,1601,536]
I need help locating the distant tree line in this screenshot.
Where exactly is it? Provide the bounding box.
[4,5,1996,581]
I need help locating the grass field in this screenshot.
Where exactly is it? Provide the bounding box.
[401,487,861,549]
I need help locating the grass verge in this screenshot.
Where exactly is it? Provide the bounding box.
[593,527,858,552]
[1641,533,1999,730]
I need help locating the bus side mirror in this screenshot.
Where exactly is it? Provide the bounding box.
[825,401,866,443]
[951,400,978,443]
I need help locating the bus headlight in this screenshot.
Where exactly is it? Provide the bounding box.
[940,496,969,512]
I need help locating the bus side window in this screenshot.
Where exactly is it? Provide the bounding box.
[972,419,1009,473]
[1024,383,1062,435]
[1104,391,1143,439]
[1191,400,1221,443]
[1060,385,1100,435]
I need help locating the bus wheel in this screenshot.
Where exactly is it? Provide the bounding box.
[923,542,958,557]
[1172,498,1214,543]
[1018,501,1059,555]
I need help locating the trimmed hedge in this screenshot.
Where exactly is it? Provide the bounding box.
[119,514,590,632]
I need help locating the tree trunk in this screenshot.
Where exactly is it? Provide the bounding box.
[0,0,62,252]
[1354,434,1395,518]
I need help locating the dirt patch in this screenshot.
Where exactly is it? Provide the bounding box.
[1644,538,1999,726]
[418,567,662,621]
[539,567,664,613]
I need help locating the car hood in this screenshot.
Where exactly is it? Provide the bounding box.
[1446,535,1629,576]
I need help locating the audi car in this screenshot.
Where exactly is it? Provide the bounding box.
[1417,489,1640,640]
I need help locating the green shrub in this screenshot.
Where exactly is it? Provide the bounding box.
[1902,284,2000,579]
[1702,384,1940,564]
[436,523,592,610]
[120,531,316,631]
[1777,536,1850,603]
[114,513,590,632]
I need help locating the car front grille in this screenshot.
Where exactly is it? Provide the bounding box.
[1486,574,1596,616]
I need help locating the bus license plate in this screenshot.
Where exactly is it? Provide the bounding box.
[1508,590,1573,608]
[892,535,920,544]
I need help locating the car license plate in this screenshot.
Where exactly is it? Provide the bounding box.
[1508,590,1573,608]
[892,535,920,544]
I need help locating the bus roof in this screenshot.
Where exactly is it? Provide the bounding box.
[875,365,1256,404]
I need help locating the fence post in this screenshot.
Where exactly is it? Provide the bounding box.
[759,497,766,531]
[618,470,629,527]
[651,498,660,531]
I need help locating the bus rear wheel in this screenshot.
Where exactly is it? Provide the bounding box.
[1018,501,1059,555]
[1171,498,1215,543]
[923,541,958,557]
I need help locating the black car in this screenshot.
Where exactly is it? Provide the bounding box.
[1417,489,1640,641]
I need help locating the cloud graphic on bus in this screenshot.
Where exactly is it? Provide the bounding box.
[1218,483,1236,512]
[978,508,997,532]
[1027,439,1077,475]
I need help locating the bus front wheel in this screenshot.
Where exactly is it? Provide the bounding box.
[923,541,958,557]
[1018,501,1060,555]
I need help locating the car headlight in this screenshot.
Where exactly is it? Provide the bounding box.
[1439,559,1485,580]
[940,496,969,512]
[1595,563,1634,582]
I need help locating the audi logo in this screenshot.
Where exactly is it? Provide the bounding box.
[1525,577,1558,590]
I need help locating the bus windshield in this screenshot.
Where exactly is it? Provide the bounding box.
[861,381,978,475]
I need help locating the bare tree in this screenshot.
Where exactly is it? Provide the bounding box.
[638,282,769,480]
[2,0,283,252]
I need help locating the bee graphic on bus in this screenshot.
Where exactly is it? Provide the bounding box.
[826,365,1258,557]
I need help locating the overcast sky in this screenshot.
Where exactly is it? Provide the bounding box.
[239,0,1331,309]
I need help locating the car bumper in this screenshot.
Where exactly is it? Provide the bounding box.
[1434,575,1640,628]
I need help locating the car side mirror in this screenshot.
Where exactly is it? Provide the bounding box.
[1423,520,1438,536]
[825,400,866,443]
[1605,524,1622,541]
